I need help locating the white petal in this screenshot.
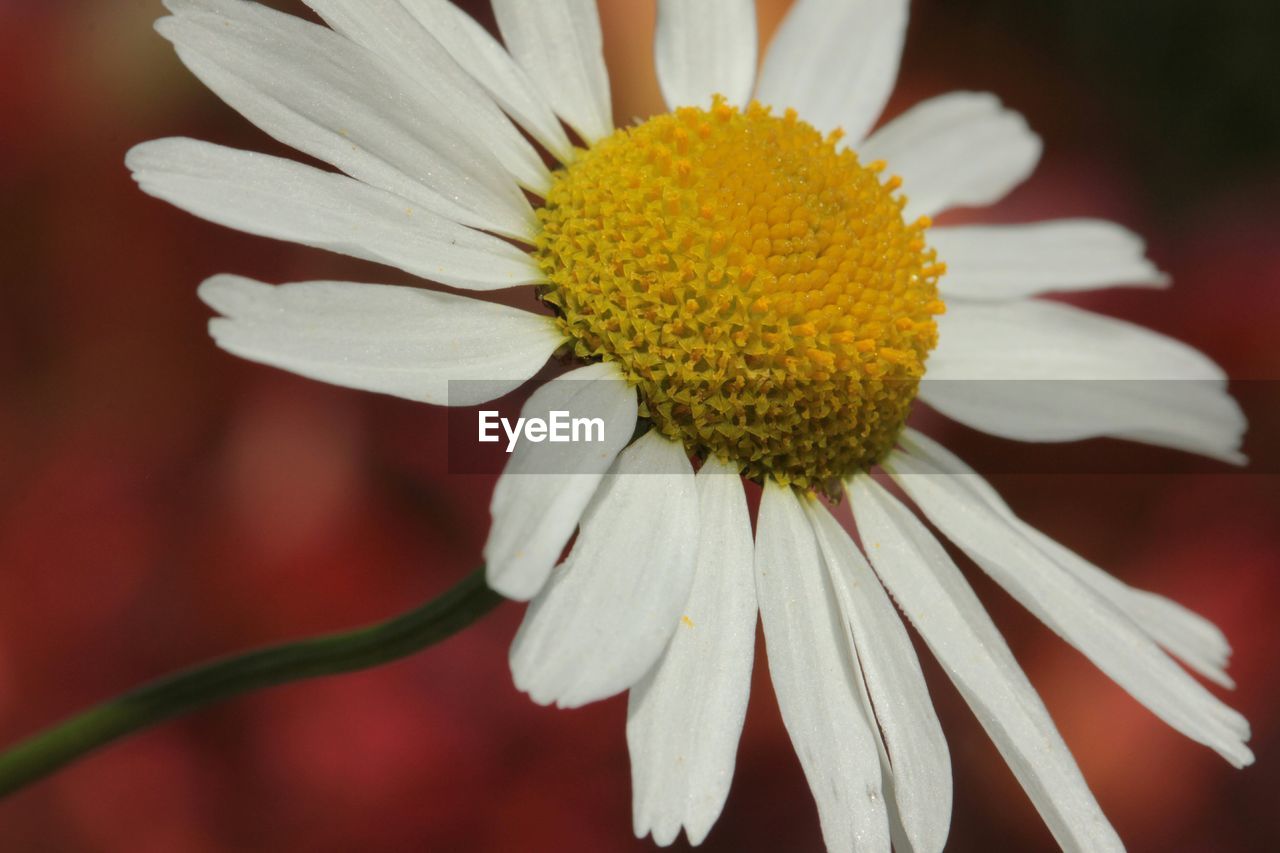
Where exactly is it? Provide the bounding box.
[884,442,1253,767]
[899,428,1237,689]
[806,503,953,853]
[159,0,535,239]
[860,92,1042,220]
[654,0,757,110]
[932,219,1170,301]
[397,0,575,162]
[628,456,757,847]
[199,275,561,405]
[509,431,698,708]
[922,298,1247,462]
[484,362,638,601]
[128,139,541,292]
[754,483,890,853]
[1025,522,1236,689]
[300,0,550,194]
[848,474,1123,853]
[755,0,907,144]
[492,0,613,143]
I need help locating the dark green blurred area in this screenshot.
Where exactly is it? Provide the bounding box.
[930,0,1280,211]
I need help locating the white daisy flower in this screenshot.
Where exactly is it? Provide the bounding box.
[127,0,1253,850]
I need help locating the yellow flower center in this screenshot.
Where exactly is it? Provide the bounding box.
[535,98,945,496]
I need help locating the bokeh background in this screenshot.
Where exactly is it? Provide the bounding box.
[2,0,1278,850]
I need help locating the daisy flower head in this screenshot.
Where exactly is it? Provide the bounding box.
[127,0,1253,850]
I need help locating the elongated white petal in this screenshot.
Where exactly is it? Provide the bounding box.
[922,299,1247,462]
[654,0,757,110]
[199,276,561,405]
[301,0,550,194]
[755,0,907,144]
[485,362,638,601]
[806,503,952,853]
[899,428,1236,689]
[932,219,1170,301]
[509,431,698,708]
[159,0,535,239]
[128,139,540,292]
[492,0,613,143]
[884,444,1253,767]
[628,456,756,847]
[861,92,1042,219]
[1027,521,1237,688]
[849,474,1122,853]
[398,0,575,162]
[755,483,890,853]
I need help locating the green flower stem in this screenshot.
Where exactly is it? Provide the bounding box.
[0,566,502,798]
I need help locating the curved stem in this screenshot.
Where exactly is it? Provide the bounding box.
[0,566,502,797]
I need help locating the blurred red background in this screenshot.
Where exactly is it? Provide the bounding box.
[2,1,1277,850]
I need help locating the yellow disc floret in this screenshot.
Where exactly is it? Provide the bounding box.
[535,98,945,496]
